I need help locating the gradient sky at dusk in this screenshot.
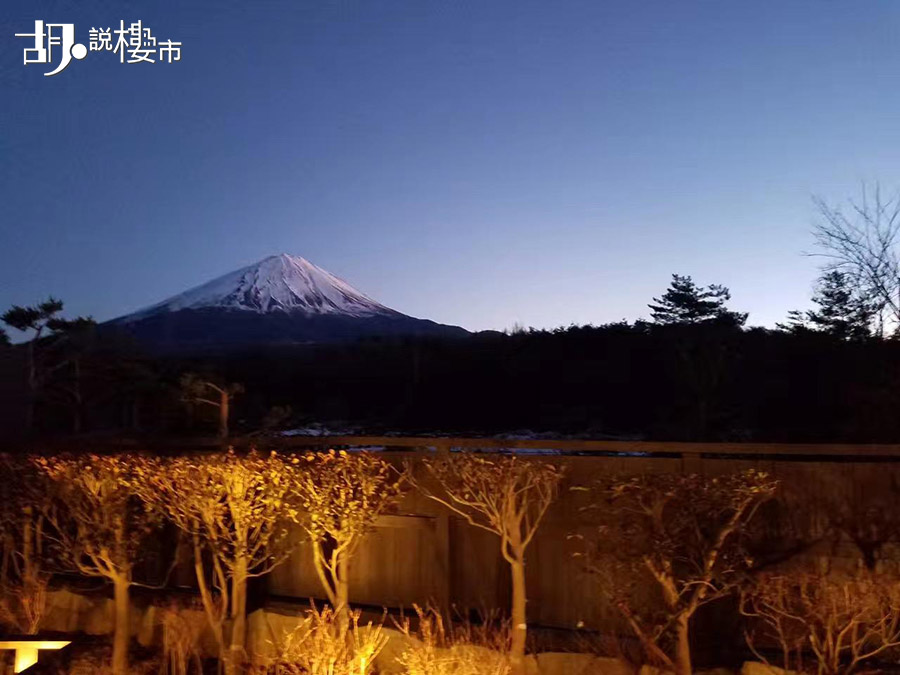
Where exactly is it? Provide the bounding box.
[3,1,900,333]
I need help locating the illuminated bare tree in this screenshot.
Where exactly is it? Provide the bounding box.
[415,454,564,675]
[741,570,900,675]
[585,471,776,675]
[134,450,296,675]
[290,450,407,622]
[35,454,158,675]
[0,455,48,635]
[812,183,900,334]
[180,373,244,439]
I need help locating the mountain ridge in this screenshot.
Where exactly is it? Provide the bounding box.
[109,254,468,351]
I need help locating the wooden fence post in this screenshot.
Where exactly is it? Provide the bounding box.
[680,446,705,474]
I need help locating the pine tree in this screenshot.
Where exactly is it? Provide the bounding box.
[1,298,94,431]
[781,271,873,340]
[649,274,747,326]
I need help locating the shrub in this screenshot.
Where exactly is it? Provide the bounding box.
[255,604,386,675]
[159,599,205,675]
[396,605,511,675]
[741,569,900,675]
[582,470,777,675]
[0,454,49,635]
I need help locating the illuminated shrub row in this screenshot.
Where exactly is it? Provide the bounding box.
[0,451,896,675]
[0,450,407,675]
[0,450,561,675]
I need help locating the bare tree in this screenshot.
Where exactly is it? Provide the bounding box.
[584,471,777,675]
[0,455,49,635]
[414,454,564,675]
[35,454,158,675]
[134,450,297,675]
[180,373,244,439]
[290,450,406,623]
[741,569,900,675]
[822,494,900,572]
[812,183,900,334]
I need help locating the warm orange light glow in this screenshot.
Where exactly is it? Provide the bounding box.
[0,640,71,673]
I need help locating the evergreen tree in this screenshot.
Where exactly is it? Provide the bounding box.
[1,298,94,431]
[780,271,873,340]
[649,274,748,326]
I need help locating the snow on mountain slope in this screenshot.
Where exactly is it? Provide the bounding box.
[121,254,394,322]
[109,253,469,351]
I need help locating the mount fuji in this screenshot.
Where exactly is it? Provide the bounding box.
[110,254,468,351]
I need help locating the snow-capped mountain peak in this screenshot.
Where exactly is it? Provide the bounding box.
[123,254,393,321]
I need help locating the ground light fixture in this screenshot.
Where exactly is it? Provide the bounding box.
[0,639,71,672]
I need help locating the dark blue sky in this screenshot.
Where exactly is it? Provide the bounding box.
[3,1,900,333]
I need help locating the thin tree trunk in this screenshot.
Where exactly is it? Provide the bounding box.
[335,554,350,625]
[311,544,338,608]
[219,392,229,439]
[673,614,692,675]
[229,556,248,670]
[192,538,226,673]
[24,396,34,434]
[22,508,33,576]
[112,573,130,675]
[509,552,527,675]
[72,358,82,434]
[0,534,9,589]
[25,340,36,433]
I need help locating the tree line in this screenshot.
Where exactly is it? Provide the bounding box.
[5,184,900,442]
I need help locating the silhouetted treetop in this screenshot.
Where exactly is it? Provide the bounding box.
[1,297,65,335]
[1,297,96,433]
[1,297,94,339]
[780,270,874,340]
[648,274,748,327]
